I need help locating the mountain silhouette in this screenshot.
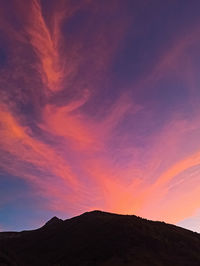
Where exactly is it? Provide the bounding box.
[0,210,200,265]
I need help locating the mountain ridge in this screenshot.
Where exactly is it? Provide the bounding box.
[0,210,200,266]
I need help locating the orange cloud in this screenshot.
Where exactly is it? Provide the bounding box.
[24,0,65,92]
[0,104,79,191]
[2,0,200,230]
[0,0,132,217]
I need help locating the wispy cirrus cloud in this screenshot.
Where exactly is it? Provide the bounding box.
[1,0,200,231]
[0,0,131,218]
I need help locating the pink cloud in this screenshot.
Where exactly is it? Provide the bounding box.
[1,0,200,229]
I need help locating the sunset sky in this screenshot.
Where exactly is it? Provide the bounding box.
[1,0,200,232]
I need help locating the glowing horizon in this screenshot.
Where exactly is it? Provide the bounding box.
[1,0,200,232]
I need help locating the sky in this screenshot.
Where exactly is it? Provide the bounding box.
[1,0,200,232]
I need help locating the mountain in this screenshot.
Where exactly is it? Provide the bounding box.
[0,210,200,266]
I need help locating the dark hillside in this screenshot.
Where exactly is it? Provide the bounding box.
[0,210,200,266]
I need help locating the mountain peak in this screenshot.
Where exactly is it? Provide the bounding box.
[83,210,104,215]
[44,216,63,227]
[83,210,117,216]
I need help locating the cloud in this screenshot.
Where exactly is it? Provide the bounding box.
[177,209,200,233]
[1,0,200,230]
[25,0,65,92]
[0,0,131,218]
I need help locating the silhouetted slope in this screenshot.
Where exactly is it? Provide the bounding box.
[0,210,200,266]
